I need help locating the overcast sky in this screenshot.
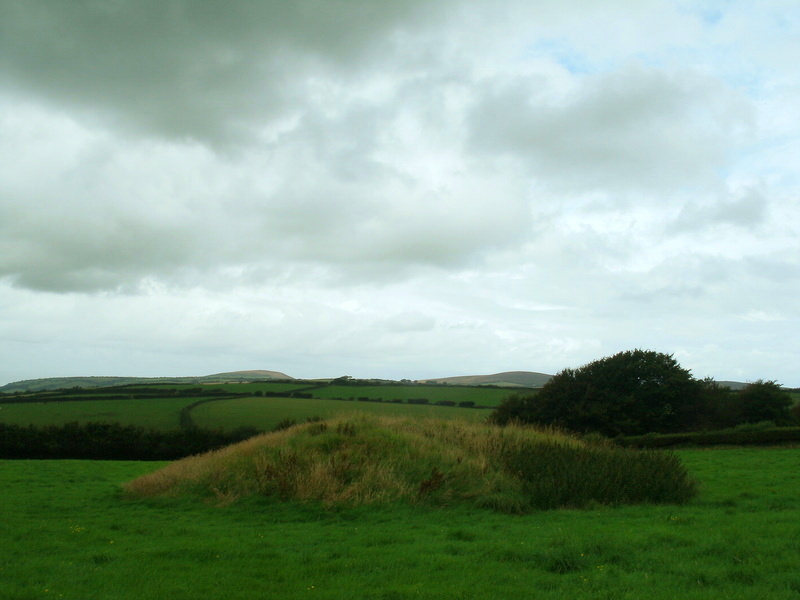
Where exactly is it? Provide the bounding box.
[1,0,798,386]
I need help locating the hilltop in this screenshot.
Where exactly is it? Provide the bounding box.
[420,371,553,388]
[0,370,294,393]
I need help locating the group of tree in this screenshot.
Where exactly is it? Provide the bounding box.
[490,349,797,436]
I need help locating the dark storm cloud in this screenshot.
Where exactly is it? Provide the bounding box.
[0,0,445,144]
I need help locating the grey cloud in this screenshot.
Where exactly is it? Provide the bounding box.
[0,0,449,145]
[468,66,752,192]
[668,188,767,233]
[0,201,204,292]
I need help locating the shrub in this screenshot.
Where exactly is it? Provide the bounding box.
[272,418,297,431]
[500,439,696,509]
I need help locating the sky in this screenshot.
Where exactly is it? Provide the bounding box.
[1,0,798,386]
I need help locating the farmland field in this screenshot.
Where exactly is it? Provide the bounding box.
[145,382,314,394]
[190,396,487,431]
[2,447,799,599]
[0,396,200,430]
[308,384,514,406]
[0,387,495,432]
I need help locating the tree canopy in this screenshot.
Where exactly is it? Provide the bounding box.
[490,349,706,435]
[734,380,794,425]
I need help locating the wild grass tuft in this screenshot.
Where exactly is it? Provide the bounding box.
[123,414,696,512]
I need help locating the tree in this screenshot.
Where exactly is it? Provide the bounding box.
[490,349,704,436]
[734,380,794,425]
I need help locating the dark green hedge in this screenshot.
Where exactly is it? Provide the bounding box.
[616,427,800,448]
[0,422,262,460]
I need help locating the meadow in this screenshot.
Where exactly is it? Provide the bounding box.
[2,447,800,599]
[0,382,497,432]
[190,396,485,431]
[307,384,512,406]
[0,396,200,431]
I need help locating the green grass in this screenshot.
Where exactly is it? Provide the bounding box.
[310,384,514,406]
[191,396,487,431]
[0,394,488,434]
[2,447,799,599]
[144,382,314,394]
[0,397,200,431]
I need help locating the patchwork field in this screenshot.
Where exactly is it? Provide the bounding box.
[2,447,799,599]
[0,382,501,431]
[307,384,512,406]
[190,396,486,431]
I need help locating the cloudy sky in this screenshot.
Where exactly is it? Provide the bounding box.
[1,0,798,386]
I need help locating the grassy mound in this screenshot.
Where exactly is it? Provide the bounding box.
[123,415,696,512]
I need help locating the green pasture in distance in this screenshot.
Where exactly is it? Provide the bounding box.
[142,381,312,393]
[3,447,800,599]
[0,397,198,430]
[191,396,488,431]
[207,382,316,393]
[309,384,517,406]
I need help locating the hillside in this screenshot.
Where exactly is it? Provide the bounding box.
[420,371,552,388]
[0,370,294,393]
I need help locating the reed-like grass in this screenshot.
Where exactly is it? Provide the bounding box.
[123,414,696,512]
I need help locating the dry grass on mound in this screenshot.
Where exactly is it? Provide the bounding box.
[123,415,696,512]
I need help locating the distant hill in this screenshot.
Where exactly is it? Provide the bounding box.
[420,371,552,388]
[716,381,749,391]
[0,370,294,393]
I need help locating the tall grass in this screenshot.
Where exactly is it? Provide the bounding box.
[124,415,695,512]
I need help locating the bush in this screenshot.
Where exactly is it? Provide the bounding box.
[501,440,696,509]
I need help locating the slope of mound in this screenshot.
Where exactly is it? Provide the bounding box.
[124,415,696,512]
[421,371,552,388]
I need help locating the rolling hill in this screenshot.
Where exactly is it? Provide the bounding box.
[420,371,553,388]
[0,370,294,393]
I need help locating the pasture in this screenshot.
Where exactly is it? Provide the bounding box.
[308,384,512,406]
[0,382,499,432]
[0,396,199,431]
[190,396,485,431]
[2,447,800,599]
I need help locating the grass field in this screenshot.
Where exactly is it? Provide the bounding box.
[191,396,487,431]
[308,384,513,406]
[2,447,799,599]
[145,382,315,394]
[0,394,491,432]
[0,397,200,431]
